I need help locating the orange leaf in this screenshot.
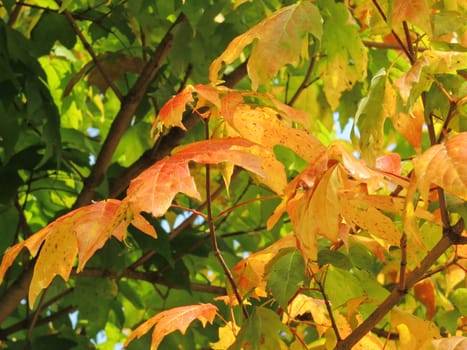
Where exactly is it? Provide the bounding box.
[391,0,431,35]
[375,153,402,175]
[391,101,424,152]
[127,137,287,219]
[209,2,322,90]
[232,235,297,298]
[414,279,436,319]
[156,87,194,130]
[413,132,467,202]
[124,303,218,350]
[0,199,152,305]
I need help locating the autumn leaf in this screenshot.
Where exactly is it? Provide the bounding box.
[209,2,322,90]
[391,0,431,36]
[284,294,330,336]
[390,307,440,348]
[127,137,287,219]
[232,235,297,298]
[124,303,218,350]
[0,199,156,305]
[156,87,194,131]
[353,69,396,166]
[413,132,467,202]
[224,104,325,164]
[414,279,436,319]
[318,1,368,110]
[432,336,467,350]
[391,100,424,152]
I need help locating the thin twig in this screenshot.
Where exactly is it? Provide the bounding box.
[399,233,407,291]
[73,14,185,208]
[402,21,415,62]
[318,267,341,341]
[57,2,123,100]
[7,0,25,26]
[27,288,49,339]
[204,120,248,319]
[288,45,319,106]
[371,0,414,63]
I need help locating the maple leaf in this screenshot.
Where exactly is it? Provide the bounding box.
[224,104,325,164]
[413,132,467,202]
[156,87,194,130]
[284,294,330,336]
[209,2,322,90]
[126,137,287,219]
[124,303,218,350]
[318,1,368,110]
[231,235,297,298]
[391,0,431,36]
[414,279,436,319]
[432,337,467,350]
[0,199,156,305]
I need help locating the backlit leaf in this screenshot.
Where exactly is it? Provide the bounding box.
[391,0,431,35]
[318,0,368,109]
[390,308,440,348]
[156,87,194,130]
[127,137,287,219]
[284,294,329,336]
[209,2,322,90]
[413,132,467,201]
[432,337,467,350]
[125,303,218,350]
[414,279,436,319]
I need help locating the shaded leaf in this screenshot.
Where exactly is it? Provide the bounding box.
[209,2,322,90]
[266,249,305,310]
[391,0,431,35]
[413,132,467,201]
[124,303,218,350]
[414,279,436,319]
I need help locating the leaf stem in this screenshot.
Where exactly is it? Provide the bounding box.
[204,120,248,320]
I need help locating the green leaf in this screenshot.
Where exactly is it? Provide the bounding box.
[353,68,393,165]
[31,12,76,56]
[229,307,288,350]
[324,265,365,308]
[450,288,467,315]
[266,249,306,310]
[317,0,368,110]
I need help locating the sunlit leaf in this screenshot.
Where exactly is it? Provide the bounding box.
[391,0,431,35]
[127,137,287,219]
[284,294,330,336]
[432,336,467,350]
[390,308,440,348]
[413,132,467,202]
[209,2,323,90]
[156,87,194,130]
[124,303,218,350]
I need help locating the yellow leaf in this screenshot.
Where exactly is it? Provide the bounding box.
[29,224,78,306]
[210,321,237,349]
[390,307,440,348]
[209,2,322,90]
[125,303,218,350]
[339,193,401,248]
[225,104,326,164]
[285,294,330,336]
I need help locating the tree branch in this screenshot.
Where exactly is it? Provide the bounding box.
[108,61,247,198]
[0,267,34,324]
[336,232,457,349]
[73,14,186,208]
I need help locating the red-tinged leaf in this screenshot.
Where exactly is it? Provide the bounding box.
[413,132,467,201]
[127,137,287,219]
[224,104,325,164]
[432,336,467,350]
[376,153,402,175]
[124,303,218,350]
[194,84,222,110]
[156,87,194,130]
[391,0,431,35]
[209,2,322,90]
[414,279,436,319]
[232,235,297,298]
